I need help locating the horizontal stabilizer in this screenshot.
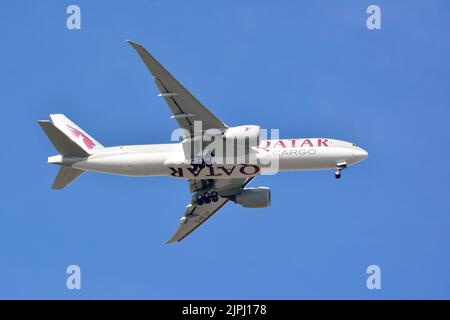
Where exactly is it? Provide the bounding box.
[52,166,85,190]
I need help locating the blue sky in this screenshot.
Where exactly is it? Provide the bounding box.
[1,0,450,299]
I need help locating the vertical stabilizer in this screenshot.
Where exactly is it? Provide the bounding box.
[49,114,103,154]
[39,114,100,189]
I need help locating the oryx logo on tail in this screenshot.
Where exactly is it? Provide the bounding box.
[67,125,96,149]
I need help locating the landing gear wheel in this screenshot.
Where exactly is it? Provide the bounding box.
[211,191,219,202]
[196,191,219,206]
[203,192,211,204]
[196,194,204,205]
[335,169,341,179]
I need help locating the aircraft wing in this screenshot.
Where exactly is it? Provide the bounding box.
[127,40,228,135]
[166,177,254,244]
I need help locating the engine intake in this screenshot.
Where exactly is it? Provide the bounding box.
[234,187,271,208]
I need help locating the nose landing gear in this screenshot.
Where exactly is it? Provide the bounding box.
[335,170,341,179]
[334,162,347,179]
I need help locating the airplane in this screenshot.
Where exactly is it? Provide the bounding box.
[39,40,368,244]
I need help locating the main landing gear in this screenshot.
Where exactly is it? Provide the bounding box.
[196,191,219,205]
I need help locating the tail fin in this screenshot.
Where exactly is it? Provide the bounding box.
[48,114,103,154]
[39,114,103,189]
[39,120,90,156]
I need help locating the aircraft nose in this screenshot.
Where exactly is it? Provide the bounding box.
[352,148,369,162]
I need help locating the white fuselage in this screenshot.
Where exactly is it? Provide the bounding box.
[58,138,368,179]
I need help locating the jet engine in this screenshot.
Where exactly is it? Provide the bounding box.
[223,125,261,147]
[234,187,271,208]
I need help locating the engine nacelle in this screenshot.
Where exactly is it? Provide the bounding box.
[234,187,271,208]
[223,125,261,147]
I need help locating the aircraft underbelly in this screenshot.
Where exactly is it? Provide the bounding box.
[73,152,169,176]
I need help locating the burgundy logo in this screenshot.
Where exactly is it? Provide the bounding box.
[67,125,95,149]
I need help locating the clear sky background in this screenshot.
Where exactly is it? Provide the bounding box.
[1,0,449,299]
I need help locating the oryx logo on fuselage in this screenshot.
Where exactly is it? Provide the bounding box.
[67,125,96,149]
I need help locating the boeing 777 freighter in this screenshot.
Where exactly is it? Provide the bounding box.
[39,41,368,243]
